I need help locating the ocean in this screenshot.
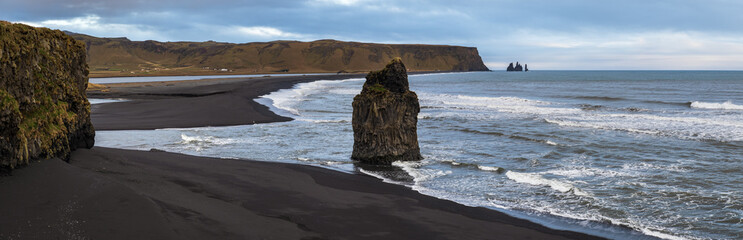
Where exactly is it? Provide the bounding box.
[95,71,743,240]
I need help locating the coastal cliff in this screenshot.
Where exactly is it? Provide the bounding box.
[352,58,422,165]
[0,22,95,169]
[67,33,490,77]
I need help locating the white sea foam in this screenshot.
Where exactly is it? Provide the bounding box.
[259,78,363,117]
[358,169,408,185]
[392,160,451,183]
[88,98,127,104]
[180,134,236,146]
[477,165,502,172]
[441,160,463,166]
[420,92,743,143]
[545,167,633,178]
[690,100,743,110]
[505,171,591,197]
[298,118,349,123]
[544,111,743,142]
[641,229,691,240]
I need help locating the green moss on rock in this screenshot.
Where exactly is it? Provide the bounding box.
[352,58,422,165]
[0,21,95,169]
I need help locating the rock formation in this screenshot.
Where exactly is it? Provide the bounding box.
[0,21,95,169]
[507,62,525,71]
[352,58,422,165]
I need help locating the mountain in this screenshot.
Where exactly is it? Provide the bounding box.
[67,33,489,77]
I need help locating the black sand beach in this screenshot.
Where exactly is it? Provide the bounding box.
[1,74,604,239]
[88,74,368,130]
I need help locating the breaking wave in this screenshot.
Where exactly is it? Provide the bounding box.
[689,101,743,110]
[505,171,591,197]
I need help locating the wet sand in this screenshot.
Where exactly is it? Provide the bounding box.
[1,73,604,239]
[1,147,602,239]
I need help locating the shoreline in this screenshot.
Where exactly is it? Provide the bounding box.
[2,147,603,239]
[87,73,368,130]
[88,70,470,79]
[4,72,606,239]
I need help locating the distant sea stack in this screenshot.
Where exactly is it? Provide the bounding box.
[352,58,422,165]
[0,21,95,169]
[67,33,490,77]
[507,62,528,72]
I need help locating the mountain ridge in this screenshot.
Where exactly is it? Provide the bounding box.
[67,33,489,77]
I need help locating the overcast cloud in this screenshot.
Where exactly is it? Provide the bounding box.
[4,0,743,69]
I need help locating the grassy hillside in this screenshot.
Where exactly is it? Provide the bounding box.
[68,33,489,77]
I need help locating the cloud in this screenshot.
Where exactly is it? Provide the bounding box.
[232,26,305,39]
[311,0,365,6]
[19,15,166,40]
[7,0,743,69]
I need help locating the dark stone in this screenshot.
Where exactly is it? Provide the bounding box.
[506,62,526,72]
[0,21,95,169]
[351,58,422,165]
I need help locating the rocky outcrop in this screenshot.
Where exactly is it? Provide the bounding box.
[0,21,95,169]
[507,62,525,71]
[351,58,422,165]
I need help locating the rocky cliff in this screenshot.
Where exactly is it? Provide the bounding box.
[352,58,422,165]
[67,33,490,77]
[0,21,95,169]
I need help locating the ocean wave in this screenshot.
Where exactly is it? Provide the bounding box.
[544,167,634,178]
[358,168,408,185]
[295,157,346,166]
[544,112,743,142]
[641,100,692,107]
[298,118,349,124]
[88,98,128,105]
[180,134,236,146]
[260,78,362,116]
[505,171,591,197]
[477,165,504,173]
[419,93,583,118]
[441,160,506,173]
[508,135,560,146]
[573,96,628,101]
[544,118,663,136]
[690,100,743,110]
[392,160,451,183]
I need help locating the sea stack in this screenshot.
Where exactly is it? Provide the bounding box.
[0,21,95,169]
[506,62,525,71]
[351,58,422,165]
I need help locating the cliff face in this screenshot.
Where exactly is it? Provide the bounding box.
[352,58,422,165]
[67,33,489,77]
[0,22,95,169]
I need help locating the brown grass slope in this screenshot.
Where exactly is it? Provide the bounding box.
[68,33,489,77]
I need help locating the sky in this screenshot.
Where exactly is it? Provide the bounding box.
[4,0,743,70]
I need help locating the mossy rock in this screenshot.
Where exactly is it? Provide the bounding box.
[0,21,95,169]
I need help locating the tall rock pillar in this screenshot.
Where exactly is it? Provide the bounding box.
[351,58,422,165]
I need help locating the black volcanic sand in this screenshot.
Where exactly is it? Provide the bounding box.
[1,148,602,239]
[88,74,368,130]
[1,74,605,239]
